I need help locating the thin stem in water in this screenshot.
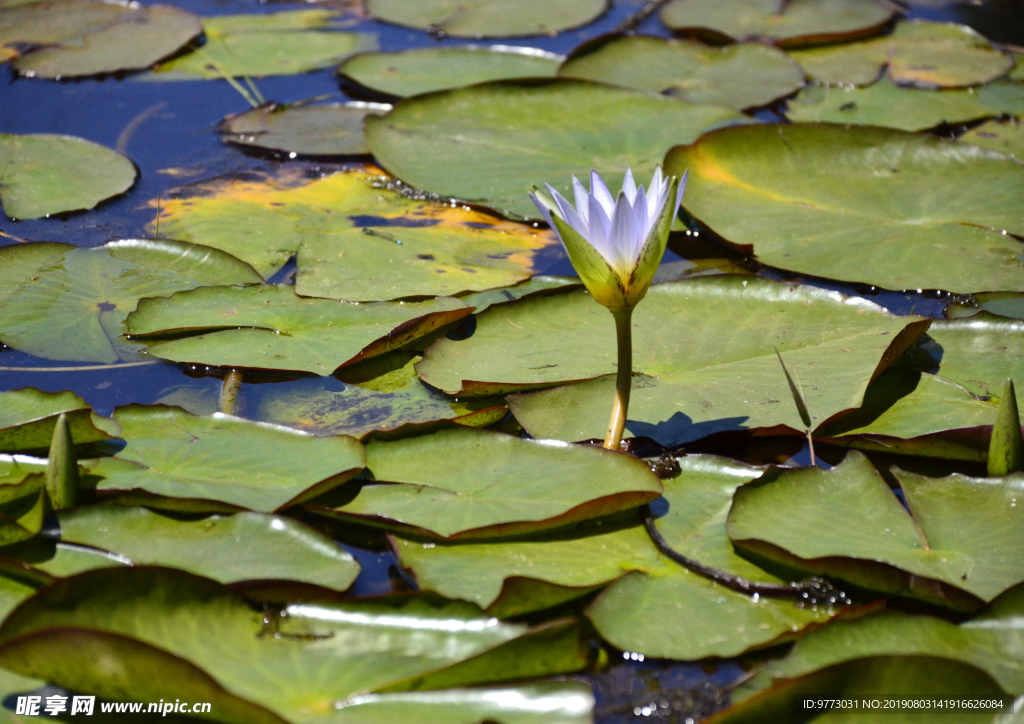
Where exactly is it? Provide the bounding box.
[219,370,243,416]
[642,506,850,604]
[603,307,634,451]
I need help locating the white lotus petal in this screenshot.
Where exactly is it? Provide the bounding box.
[571,175,590,227]
[529,191,556,230]
[587,192,614,263]
[590,169,616,217]
[610,190,638,270]
[549,185,588,237]
[621,168,637,205]
[634,184,650,241]
[675,169,689,213]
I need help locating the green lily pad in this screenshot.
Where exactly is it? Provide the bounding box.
[55,505,360,591]
[257,358,504,439]
[418,275,925,447]
[789,20,1014,88]
[364,78,746,220]
[125,284,471,375]
[149,166,559,294]
[946,291,1024,320]
[316,426,662,539]
[0,388,117,452]
[664,123,1024,294]
[148,11,376,79]
[959,119,1024,160]
[87,405,366,512]
[1,1,201,78]
[219,101,390,157]
[0,454,46,486]
[395,455,758,611]
[327,682,593,724]
[711,656,1011,724]
[743,584,1024,697]
[908,315,1024,405]
[819,369,997,461]
[558,35,805,110]
[0,134,137,220]
[659,0,895,47]
[0,486,44,548]
[340,46,562,99]
[727,451,1024,610]
[785,78,1024,131]
[0,240,261,364]
[456,275,579,315]
[820,314,1024,459]
[0,567,588,723]
[365,0,608,38]
[396,455,849,658]
[586,567,844,661]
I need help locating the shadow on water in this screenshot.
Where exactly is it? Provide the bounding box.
[627,411,751,448]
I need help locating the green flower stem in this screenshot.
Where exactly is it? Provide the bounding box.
[603,307,634,451]
[219,370,244,416]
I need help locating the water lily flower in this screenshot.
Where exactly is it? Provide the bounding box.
[530,167,686,451]
[530,167,686,312]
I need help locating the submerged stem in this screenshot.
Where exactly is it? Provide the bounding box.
[219,370,243,416]
[603,307,634,451]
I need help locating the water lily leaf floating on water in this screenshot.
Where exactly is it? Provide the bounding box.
[659,0,896,47]
[86,405,365,512]
[790,20,1014,88]
[418,276,927,448]
[395,456,852,659]
[0,388,117,452]
[739,584,1024,698]
[709,656,1011,723]
[959,118,1024,161]
[0,240,261,364]
[54,505,360,592]
[339,45,563,99]
[819,315,1024,460]
[218,100,390,157]
[558,35,804,111]
[727,451,1024,612]
[665,123,1024,294]
[148,10,376,80]
[312,426,662,540]
[0,0,201,78]
[785,77,1024,131]
[365,0,608,38]
[257,355,505,439]
[364,79,746,220]
[947,291,1024,321]
[0,567,589,724]
[125,284,471,375]
[0,134,136,220]
[149,166,559,300]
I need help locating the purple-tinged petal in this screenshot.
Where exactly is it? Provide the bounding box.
[571,175,590,226]
[590,170,616,218]
[529,191,559,235]
[610,190,640,271]
[675,169,688,214]
[621,168,637,205]
[634,184,650,240]
[551,187,588,237]
[587,192,615,264]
